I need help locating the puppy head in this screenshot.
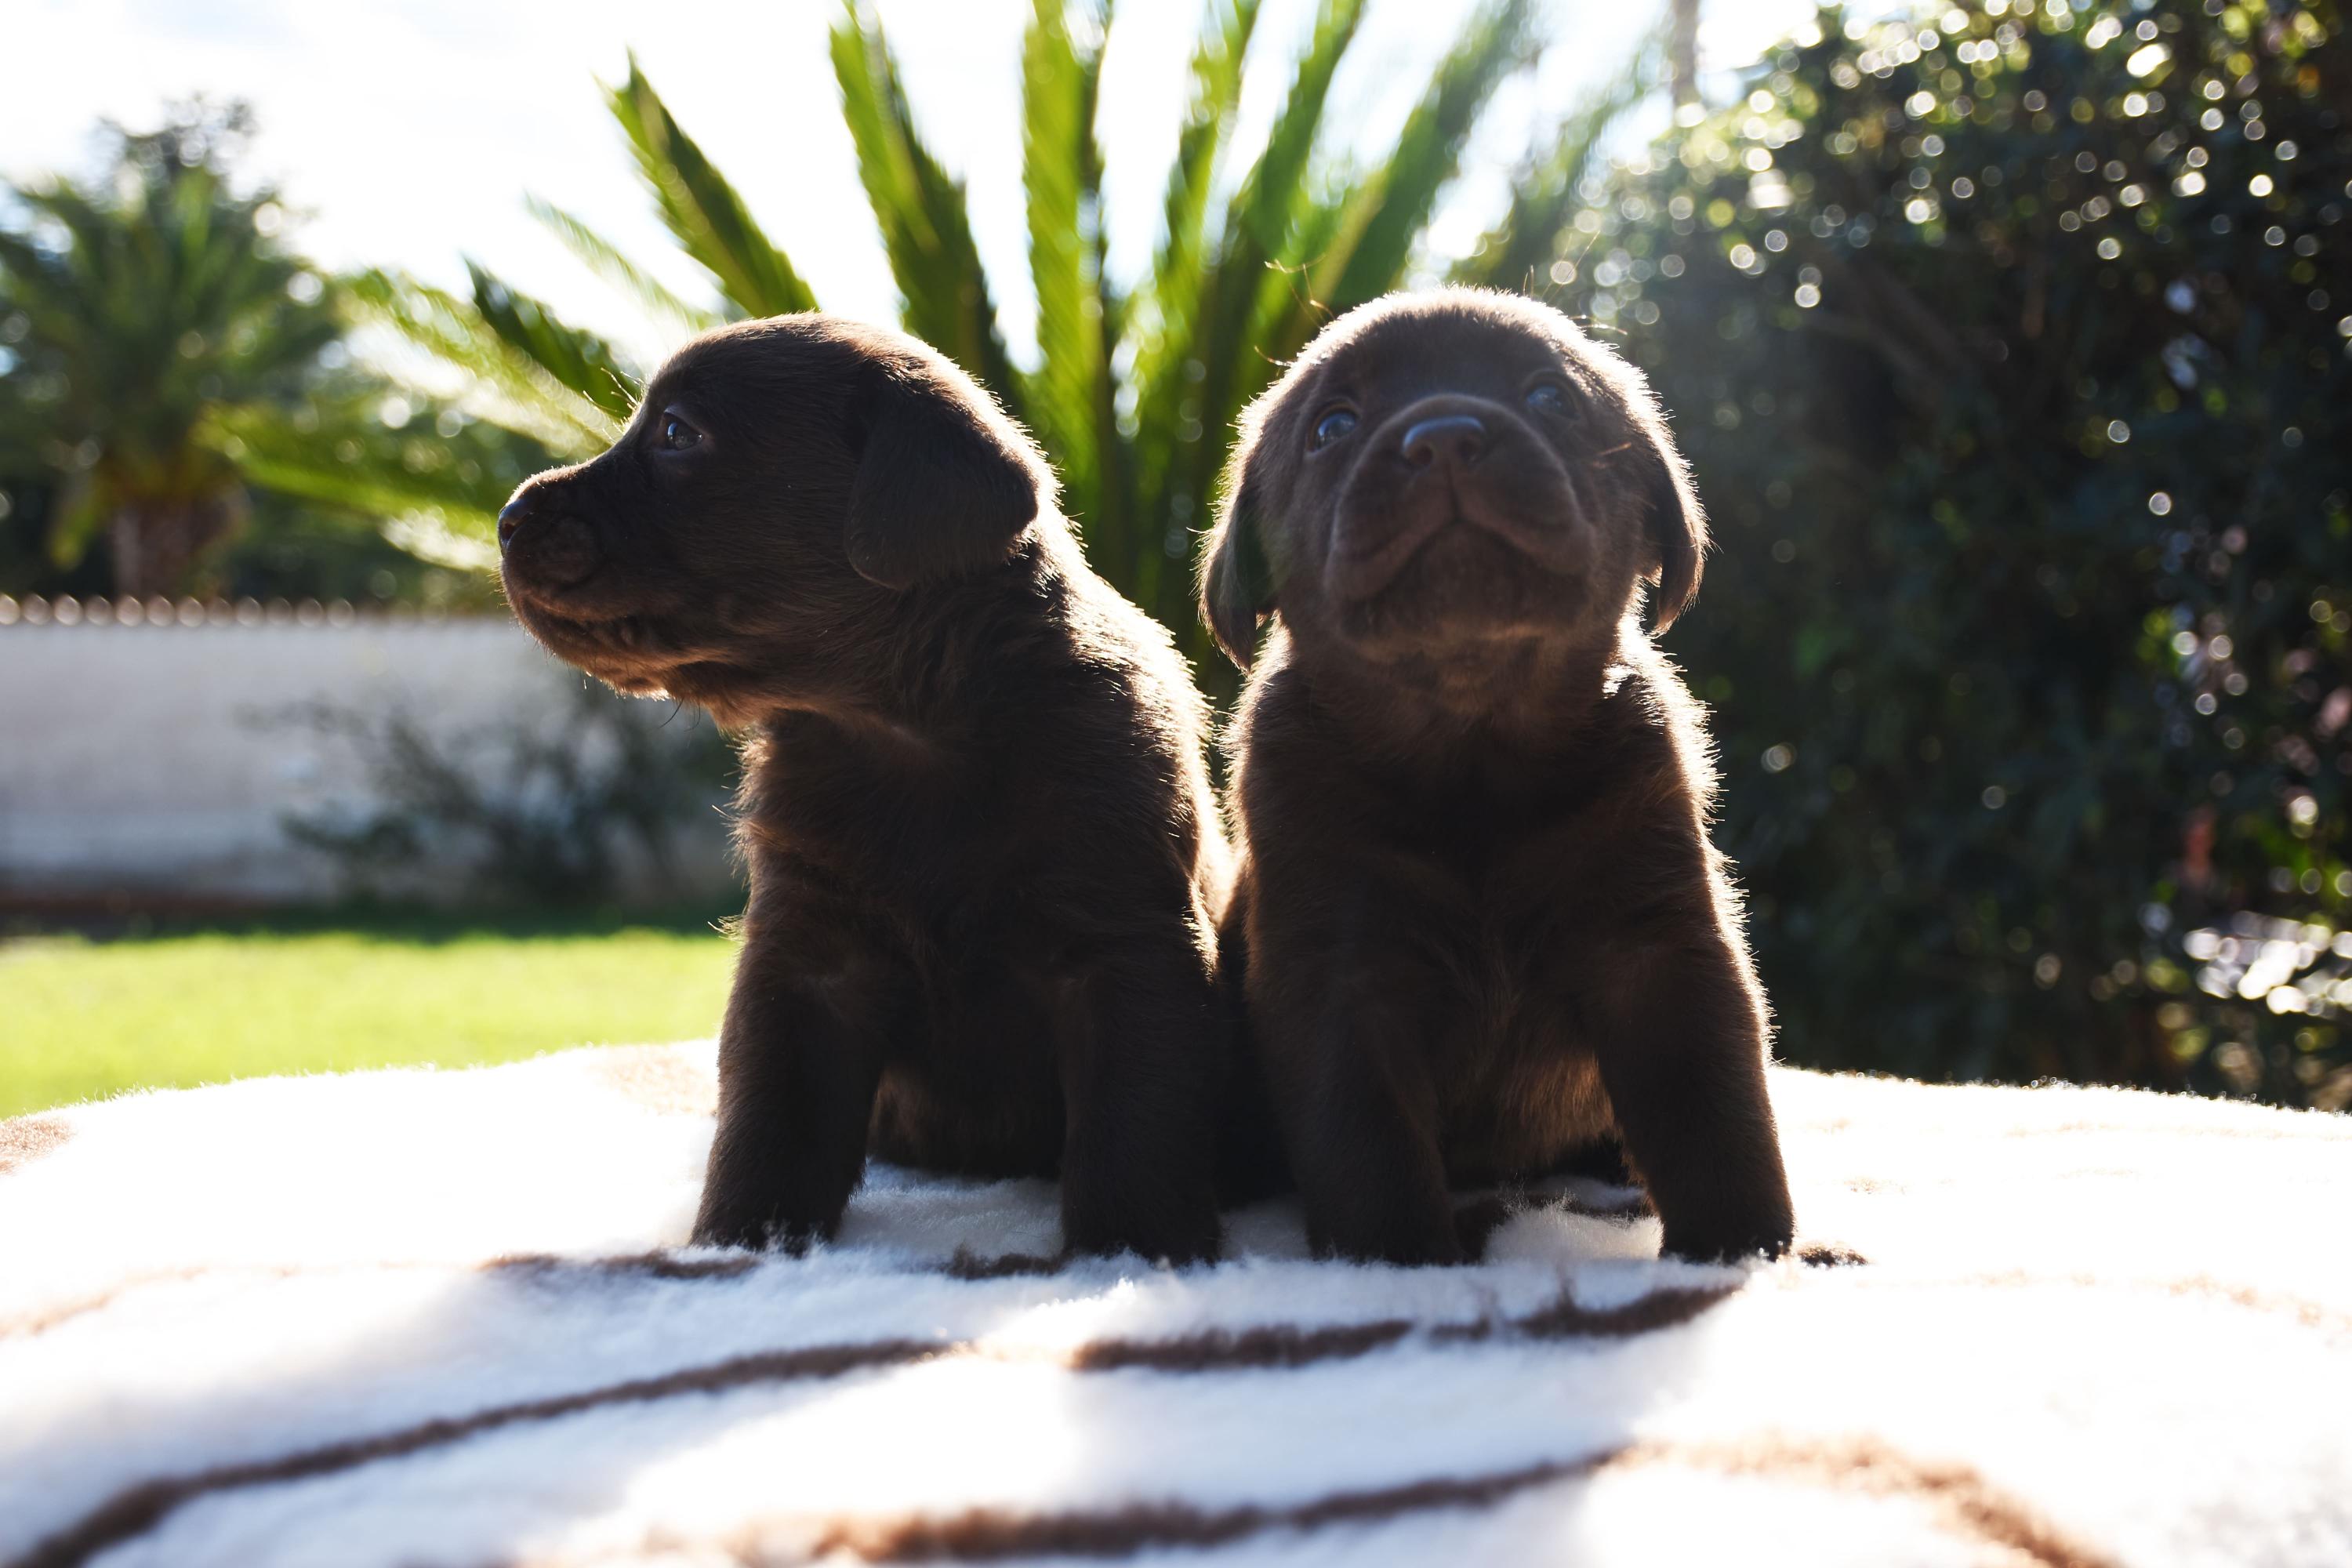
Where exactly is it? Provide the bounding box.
[496,315,1052,720]
[1200,289,1704,673]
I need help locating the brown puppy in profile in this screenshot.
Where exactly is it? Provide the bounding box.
[499,315,1226,1263]
[1202,289,1793,1265]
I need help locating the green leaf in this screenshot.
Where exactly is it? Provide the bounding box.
[1126,0,1262,459]
[526,196,729,336]
[466,260,641,421]
[1021,0,1112,521]
[347,269,619,457]
[205,390,539,564]
[605,56,818,318]
[831,1,1022,417]
[1451,27,1662,292]
[1129,0,1365,628]
[1308,0,1540,327]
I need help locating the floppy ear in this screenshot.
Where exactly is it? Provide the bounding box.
[844,358,1049,590]
[1200,466,1278,670]
[1627,394,1707,632]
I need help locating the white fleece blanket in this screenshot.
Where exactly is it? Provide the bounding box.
[2,1044,2347,1568]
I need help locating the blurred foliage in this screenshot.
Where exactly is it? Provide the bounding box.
[1466,0,2349,1108]
[272,683,737,906]
[353,0,1657,684]
[0,102,548,601]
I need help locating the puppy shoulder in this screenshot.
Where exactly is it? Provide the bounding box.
[1606,629,1720,814]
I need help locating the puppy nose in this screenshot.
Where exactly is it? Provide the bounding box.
[496,494,532,552]
[1401,414,1487,469]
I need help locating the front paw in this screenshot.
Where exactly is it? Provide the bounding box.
[1310,1216,1465,1269]
[690,1198,831,1255]
[1063,1206,1221,1267]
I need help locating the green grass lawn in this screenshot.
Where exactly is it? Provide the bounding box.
[0,910,738,1118]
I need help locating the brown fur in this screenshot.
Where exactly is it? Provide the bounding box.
[498,314,1228,1264]
[1201,289,1794,1264]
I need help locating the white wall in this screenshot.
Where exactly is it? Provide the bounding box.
[0,607,735,906]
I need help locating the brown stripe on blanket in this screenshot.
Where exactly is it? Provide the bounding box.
[1073,1280,1736,1375]
[2,1249,764,1340]
[486,1250,761,1284]
[494,1432,2114,1568]
[0,1115,71,1175]
[941,1249,1068,1279]
[3,1281,1737,1568]
[797,1435,2118,1567]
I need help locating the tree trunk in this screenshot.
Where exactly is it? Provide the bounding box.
[1670,0,1701,108]
[105,494,245,601]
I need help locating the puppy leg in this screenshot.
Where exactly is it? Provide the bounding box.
[1054,937,1224,1265]
[691,917,891,1252]
[1254,937,1460,1266]
[1582,940,1795,1262]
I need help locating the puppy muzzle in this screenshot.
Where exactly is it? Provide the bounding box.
[1327,394,1588,602]
[498,484,605,592]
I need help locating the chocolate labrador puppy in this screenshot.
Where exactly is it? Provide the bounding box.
[1201,289,1794,1265]
[499,315,1226,1263]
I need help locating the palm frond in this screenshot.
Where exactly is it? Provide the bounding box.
[466,260,641,421]
[1126,0,1364,635]
[1170,0,1364,440]
[605,56,818,318]
[831,1,1022,416]
[526,196,729,336]
[1021,0,1112,524]
[347,270,619,457]
[1306,0,1540,332]
[1450,27,1662,292]
[205,392,536,557]
[1125,0,1262,453]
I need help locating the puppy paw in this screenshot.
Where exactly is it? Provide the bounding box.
[1659,1219,1795,1265]
[1063,1213,1222,1268]
[689,1207,826,1256]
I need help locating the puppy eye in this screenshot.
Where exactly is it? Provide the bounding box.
[1310,407,1359,450]
[655,412,703,452]
[1524,379,1573,417]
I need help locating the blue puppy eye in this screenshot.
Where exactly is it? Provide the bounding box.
[1524,380,1572,416]
[656,412,702,452]
[1311,408,1359,449]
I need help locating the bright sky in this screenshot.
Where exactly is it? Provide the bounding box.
[6,0,1833,372]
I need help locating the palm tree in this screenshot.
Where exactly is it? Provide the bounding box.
[0,103,535,600]
[356,0,1657,666]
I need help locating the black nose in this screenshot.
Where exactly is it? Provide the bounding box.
[496,495,533,552]
[1400,414,1487,469]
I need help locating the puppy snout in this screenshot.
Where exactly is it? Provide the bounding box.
[495,494,532,552]
[497,484,604,588]
[1400,414,1487,470]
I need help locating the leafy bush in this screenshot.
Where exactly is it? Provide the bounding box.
[1464,1,2348,1105]
[274,686,737,907]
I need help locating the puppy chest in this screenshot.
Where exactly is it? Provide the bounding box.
[1402,900,1624,1162]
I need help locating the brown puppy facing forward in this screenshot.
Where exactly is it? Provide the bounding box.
[1201,289,1793,1265]
[499,315,1226,1263]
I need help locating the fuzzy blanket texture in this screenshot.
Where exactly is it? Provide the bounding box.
[2,1042,2348,1568]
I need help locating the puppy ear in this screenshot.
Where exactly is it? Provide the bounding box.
[844,358,1050,590]
[1627,393,1708,632]
[1200,471,1277,670]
